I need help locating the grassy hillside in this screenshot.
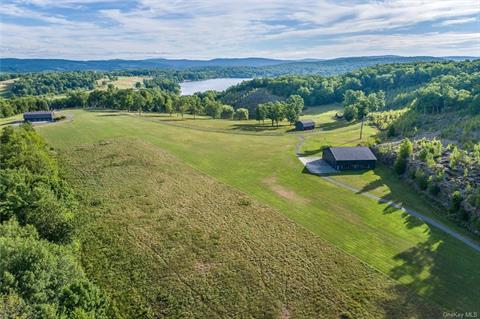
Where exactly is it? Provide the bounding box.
[98,76,152,90]
[0,78,15,97]
[57,138,438,318]
[34,109,480,313]
[0,55,447,73]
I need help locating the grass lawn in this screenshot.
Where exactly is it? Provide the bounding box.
[97,76,152,90]
[57,138,438,318]
[35,109,480,312]
[0,113,22,126]
[140,104,344,136]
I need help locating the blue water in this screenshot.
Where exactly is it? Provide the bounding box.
[180,78,251,95]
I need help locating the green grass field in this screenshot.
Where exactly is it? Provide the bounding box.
[141,103,344,135]
[58,138,438,318]
[98,76,152,90]
[34,108,480,313]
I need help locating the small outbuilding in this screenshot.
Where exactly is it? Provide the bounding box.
[23,111,55,122]
[295,119,315,131]
[323,146,377,171]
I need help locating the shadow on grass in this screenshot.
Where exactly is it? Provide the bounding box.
[0,120,23,126]
[97,113,131,117]
[300,161,480,313]
[301,148,324,157]
[379,228,480,316]
[230,123,288,132]
[84,108,120,113]
[317,119,354,131]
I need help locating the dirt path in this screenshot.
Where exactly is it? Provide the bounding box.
[296,136,480,253]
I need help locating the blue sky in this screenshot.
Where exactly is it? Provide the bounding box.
[0,0,479,60]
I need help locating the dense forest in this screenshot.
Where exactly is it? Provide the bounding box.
[10,72,104,96]
[0,124,109,317]
[221,60,480,108]
[1,55,447,73]
[4,58,477,101]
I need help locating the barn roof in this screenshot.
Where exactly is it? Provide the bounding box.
[297,119,315,126]
[24,111,54,116]
[328,147,377,161]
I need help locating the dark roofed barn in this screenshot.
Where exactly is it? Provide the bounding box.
[323,146,377,171]
[295,119,315,131]
[23,111,55,122]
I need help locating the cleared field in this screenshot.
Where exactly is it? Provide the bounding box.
[140,103,344,135]
[98,76,151,89]
[36,109,480,312]
[58,138,438,317]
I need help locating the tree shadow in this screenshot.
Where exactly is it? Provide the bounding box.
[85,108,120,113]
[379,229,480,315]
[301,148,323,157]
[97,113,131,117]
[317,119,355,131]
[230,123,287,132]
[0,120,23,126]
[300,161,480,314]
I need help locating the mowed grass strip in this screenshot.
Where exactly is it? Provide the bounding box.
[37,110,480,311]
[60,138,439,318]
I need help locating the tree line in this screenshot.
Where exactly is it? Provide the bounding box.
[221,60,480,108]
[255,95,304,127]
[0,125,109,317]
[0,87,253,121]
[10,71,105,96]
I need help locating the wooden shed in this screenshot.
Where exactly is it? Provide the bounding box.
[295,119,315,131]
[323,146,377,171]
[23,111,55,122]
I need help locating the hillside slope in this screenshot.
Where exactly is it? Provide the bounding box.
[1,55,451,74]
[58,138,439,318]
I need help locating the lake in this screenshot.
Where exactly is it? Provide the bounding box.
[180,78,251,95]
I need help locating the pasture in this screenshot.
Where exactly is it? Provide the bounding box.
[56,138,438,317]
[99,76,152,89]
[35,108,480,312]
[140,103,350,135]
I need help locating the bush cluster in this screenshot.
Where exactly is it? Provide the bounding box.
[0,125,108,318]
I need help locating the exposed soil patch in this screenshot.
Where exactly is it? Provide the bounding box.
[263,176,309,204]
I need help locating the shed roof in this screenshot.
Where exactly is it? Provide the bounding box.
[327,147,377,161]
[24,111,54,116]
[297,119,315,126]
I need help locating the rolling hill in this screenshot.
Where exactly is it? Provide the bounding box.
[0,55,468,74]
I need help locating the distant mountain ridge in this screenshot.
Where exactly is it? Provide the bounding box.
[0,55,477,73]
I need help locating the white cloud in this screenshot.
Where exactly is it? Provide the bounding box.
[0,0,479,59]
[435,17,477,26]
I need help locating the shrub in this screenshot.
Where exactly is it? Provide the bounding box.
[24,184,76,243]
[398,138,413,159]
[427,179,441,196]
[234,108,249,120]
[450,191,463,212]
[427,174,443,196]
[220,105,234,119]
[415,168,428,190]
[0,220,108,318]
[387,125,396,137]
[343,105,357,122]
[417,138,442,164]
[394,158,407,175]
[449,146,462,169]
[369,109,407,130]
[0,125,78,243]
[468,188,480,208]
